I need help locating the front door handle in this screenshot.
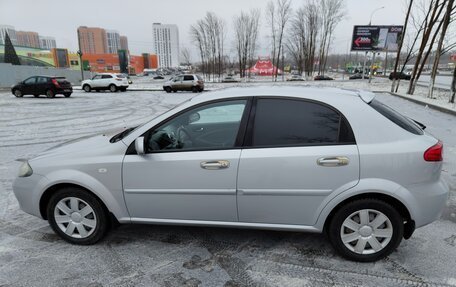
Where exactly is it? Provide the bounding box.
[200,160,230,170]
[317,156,349,167]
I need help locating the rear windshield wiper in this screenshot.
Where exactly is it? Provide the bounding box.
[110,127,136,143]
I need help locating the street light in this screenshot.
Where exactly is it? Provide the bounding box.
[369,6,385,25]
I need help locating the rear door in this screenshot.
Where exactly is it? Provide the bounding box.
[101,74,113,88]
[183,75,195,90]
[22,77,37,95]
[36,77,49,94]
[237,98,360,226]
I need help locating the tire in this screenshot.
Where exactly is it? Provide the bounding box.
[13,89,23,98]
[164,86,172,93]
[109,84,117,92]
[192,86,199,93]
[46,89,55,98]
[47,187,109,245]
[64,93,72,97]
[34,94,40,98]
[83,85,91,92]
[328,198,404,262]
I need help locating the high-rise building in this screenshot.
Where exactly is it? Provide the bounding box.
[106,30,121,54]
[39,36,56,50]
[120,35,129,51]
[0,25,17,45]
[153,23,179,68]
[16,31,40,48]
[77,26,107,54]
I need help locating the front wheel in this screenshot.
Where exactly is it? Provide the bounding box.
[83,85,91,92]
[47,187,109,245]
[14,89,23,98]
[328,199,403,262]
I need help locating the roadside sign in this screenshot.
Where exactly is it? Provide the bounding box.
[351,25,403,52]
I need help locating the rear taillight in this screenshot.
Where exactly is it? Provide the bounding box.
[51,78,60,87]
[424,140,443,161]
[115,78,122,81]
[197,80,203,84]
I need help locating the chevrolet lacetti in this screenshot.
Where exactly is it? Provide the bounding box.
[12,86,448,262]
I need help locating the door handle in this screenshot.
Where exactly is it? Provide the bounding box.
[317,156,349,167]
[200,160,230,170]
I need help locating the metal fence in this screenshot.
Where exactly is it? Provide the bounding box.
[0,63,92,88]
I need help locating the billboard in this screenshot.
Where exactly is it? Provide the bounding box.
[351,25,403,52]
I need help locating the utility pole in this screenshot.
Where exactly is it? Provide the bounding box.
[77,29,84,82]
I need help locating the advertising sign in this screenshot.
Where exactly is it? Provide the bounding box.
[351,25,403,52]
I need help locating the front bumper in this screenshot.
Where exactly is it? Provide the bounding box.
[12,173,50,219]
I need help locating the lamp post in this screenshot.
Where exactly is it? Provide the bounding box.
[363,6,385,82]
[77,29,84,82]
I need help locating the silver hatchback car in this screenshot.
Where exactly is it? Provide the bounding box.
[13,86,448,262]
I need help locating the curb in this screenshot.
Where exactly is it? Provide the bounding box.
[374,91,456,116]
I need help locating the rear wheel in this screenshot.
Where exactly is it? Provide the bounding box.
[83,85,91,92]
[47,187,109,245]
[328,199,403,262]
[14,89,23,98]
[164,86,172,93]
[46,89,55,98]
[192,86,199,93]
[109,84,117,92]
[64,93,72,97]
[34,94,40,98]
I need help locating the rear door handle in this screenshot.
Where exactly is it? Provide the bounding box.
[200,160,230,170]
[317,156,349,167]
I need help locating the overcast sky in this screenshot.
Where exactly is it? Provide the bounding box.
[0,0,407,58]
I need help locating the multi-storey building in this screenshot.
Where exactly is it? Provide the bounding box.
[120,35,129,51]
[152,23,179,68]
[39,36,56,50]
[77,26,107,54]
[16,31,40,48]
[0,25,17,45]
[106,30,121,54]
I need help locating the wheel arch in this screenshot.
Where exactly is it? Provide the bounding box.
[323,192,414,239]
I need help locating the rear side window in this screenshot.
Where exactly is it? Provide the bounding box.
[369,99,423,135]
[184,75,194,81]
[251,98,355,147]
[102,75,112,79]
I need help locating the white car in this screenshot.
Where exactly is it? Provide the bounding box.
[82,73,129,93]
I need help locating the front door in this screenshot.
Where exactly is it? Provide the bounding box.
[22,77,37,95]
[237,98,360,226]
[123,99,250,221]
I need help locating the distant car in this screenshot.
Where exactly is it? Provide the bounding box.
[163,74,204,93]
[349,73,369,80]
[389,72,411,80]
[222,76,238,83]
[81,73,129,93]
[153,75,165,80]
[314,75,334,81]
[287,75,305,81]
[11,76,73,98]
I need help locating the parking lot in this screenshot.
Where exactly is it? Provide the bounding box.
[1,83,456,287]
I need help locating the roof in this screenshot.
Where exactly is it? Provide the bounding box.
[190,86,376,103]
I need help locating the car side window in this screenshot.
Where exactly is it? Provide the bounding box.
[37,77,48,84]
[145,99,247,152]
[183,75,194,81]
[92,75,102,80]
[251,98,355,147]
[24,77,36,84]
[102,75,112,79]
[174,76,183,82]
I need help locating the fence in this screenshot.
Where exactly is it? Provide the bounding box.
[0,63,92,88]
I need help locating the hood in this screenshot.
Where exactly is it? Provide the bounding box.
[30,128,128,162]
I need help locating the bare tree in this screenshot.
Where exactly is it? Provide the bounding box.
[303,1,320,77]
[233,9,261,78]
[267,0,292,81]
[180,47,192,65]
[190,12,226,81]
[317,0,346,75]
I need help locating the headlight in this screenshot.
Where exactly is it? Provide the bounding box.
[18,161,33,177]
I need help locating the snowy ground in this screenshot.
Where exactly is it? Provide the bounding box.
[0,81,456,287]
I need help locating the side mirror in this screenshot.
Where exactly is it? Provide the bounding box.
[135,137,145,155]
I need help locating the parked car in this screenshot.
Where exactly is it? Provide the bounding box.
[153,75,165,80]
[222,76,239,83]
[287,75,305,81]
[163,74,204,93]
[389,72,411,80]
[12,86,448,262]
[349,73,369,80]
[81,73,129,92]
[314,75,334,81]
[11,76,73,98]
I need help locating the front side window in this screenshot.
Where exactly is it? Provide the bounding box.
[145,100,247,152]
[24,77,36,84]
[183,75,194,81]
[251,98,354,147]
[37,77,48,84]
[92,75,102,80]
